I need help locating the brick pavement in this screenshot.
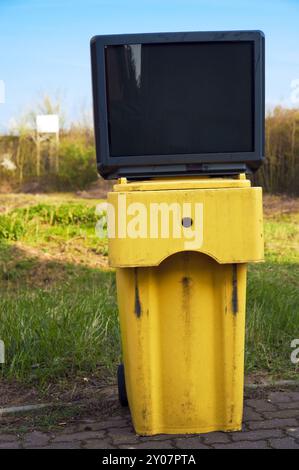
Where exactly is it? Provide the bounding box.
[0,390,298,449]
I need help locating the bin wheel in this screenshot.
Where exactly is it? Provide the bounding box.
[117,363,128,407]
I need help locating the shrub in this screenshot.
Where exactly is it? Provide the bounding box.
[55,142,98,190]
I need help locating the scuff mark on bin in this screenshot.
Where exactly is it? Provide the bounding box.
[142,407,148,422]
[134,267,142,317]
[181,276,190,289]
[232,264,238,314]
[230,403,235,424]
[181,276,191,320]
[181,275,192,366]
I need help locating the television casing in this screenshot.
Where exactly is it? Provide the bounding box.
[91,30,265,180]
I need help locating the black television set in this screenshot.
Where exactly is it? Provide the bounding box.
[91,30,265,180]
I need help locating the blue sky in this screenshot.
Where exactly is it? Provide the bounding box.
[0,0,299,131]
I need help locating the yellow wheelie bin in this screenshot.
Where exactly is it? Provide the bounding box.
[90,29,265,435]
[108,175,264,435]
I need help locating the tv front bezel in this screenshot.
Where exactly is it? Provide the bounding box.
[90,30,265,180]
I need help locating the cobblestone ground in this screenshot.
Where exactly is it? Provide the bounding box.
[0,390,299,449]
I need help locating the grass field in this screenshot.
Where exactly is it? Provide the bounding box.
[0,193,298,400]
[246,210,299,378]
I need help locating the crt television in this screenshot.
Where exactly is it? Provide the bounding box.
[91,30,265,179]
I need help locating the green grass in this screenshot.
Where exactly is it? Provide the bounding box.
[246,212,299,379]
[0,261,120,385]
[0,195,298,391]
[0,198,115,389]
[0,201,107,255]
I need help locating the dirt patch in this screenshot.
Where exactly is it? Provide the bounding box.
[13,178,114,199]
[0,373,115,408]
[244,370,275,386]
[19,181,43,194]
[0,182,14,194]
[263,194,299,217]
[76,179,114,199]
[15,241,109,269]
[1,242,109,289]
[0,381,120,433]
[0,380,41,407]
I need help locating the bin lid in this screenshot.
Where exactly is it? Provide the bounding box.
[113,176,251,192]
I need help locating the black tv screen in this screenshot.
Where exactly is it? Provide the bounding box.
[91,31,264,179]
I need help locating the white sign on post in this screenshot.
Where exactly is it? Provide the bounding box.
[36,114,59,133]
